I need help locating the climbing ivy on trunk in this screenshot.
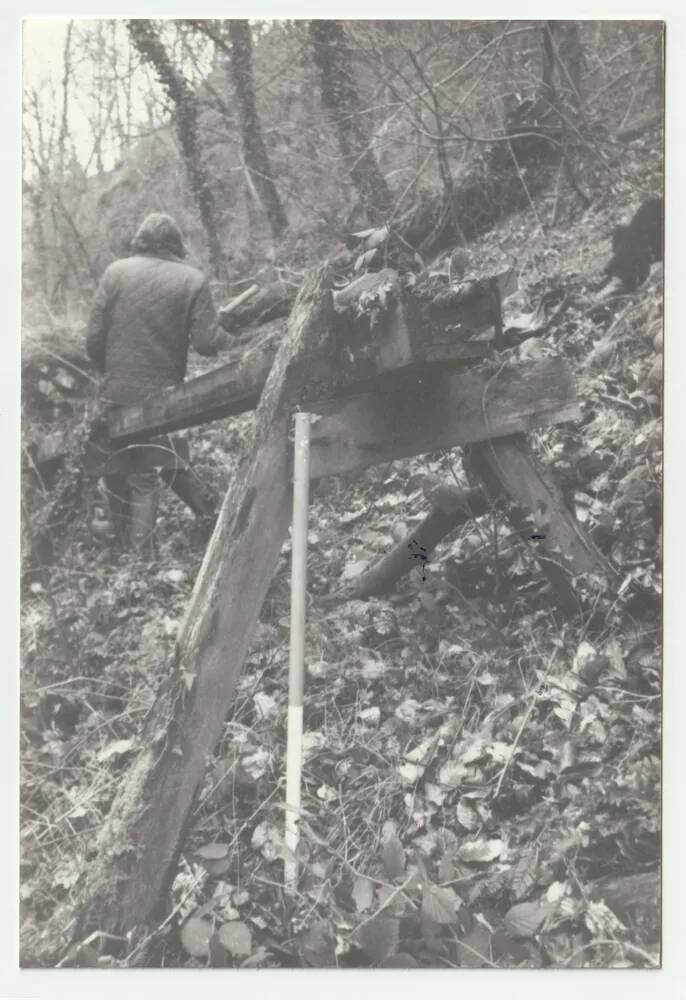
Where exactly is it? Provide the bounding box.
[127,19,227,280]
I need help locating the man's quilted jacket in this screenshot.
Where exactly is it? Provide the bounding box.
[86,251,219,406]
[85,251,219,474]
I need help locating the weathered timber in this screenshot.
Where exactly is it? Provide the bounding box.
[69,268,336,958]
[218,280,294,331]
[326,485,492,602]
[465,435,616,614]
[31,269,500,469]
[30,332,281,468]
[220,282,258,326]
[109,346,276,444]
[308,356,580,481]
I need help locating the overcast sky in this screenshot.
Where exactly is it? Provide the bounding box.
[22,18,164,175]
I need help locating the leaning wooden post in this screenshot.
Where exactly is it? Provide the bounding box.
[284,412,311,892]
[67,267,334,962]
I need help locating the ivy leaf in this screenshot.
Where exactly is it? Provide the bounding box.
[456,925,492,968]
[457,838,504,863]
[356,917,399,964]
[96,738,134,763]
[352,875,374,913]
[503,900,555,939]
[456,799,479,831]
[382,832,406,879]
[299,919,336,967]
[195,842,229,861]
[366,226,389,249]
[216,920,252,958]
[180,915,213,958]
[509,848,538,901]
[422,883,461,924]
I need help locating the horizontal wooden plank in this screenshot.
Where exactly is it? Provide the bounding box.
[108,342,277,444]
[30,335,280,465]
[308,357,580,480]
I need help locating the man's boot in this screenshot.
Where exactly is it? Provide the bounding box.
[104,474,131,548]
[128,473,161,556]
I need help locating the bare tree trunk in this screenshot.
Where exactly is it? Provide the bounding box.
[57,21,74,174]
[309,19,392,222]
[555,21,584,107]
[224,19,288,238]
[127,19,227,280]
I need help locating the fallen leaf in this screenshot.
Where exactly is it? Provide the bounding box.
[456,799,479,831]
[96,738,134,763]
[509,849,538,901]
[316,783,338,802]
[395,698,421,723]
[250,821,284,861]
[358,706,381,725]
[217,920,252,958]
[356,917,399,964]
[181,915,213,958]
[253,692,279,720]
[382,833,406,879]
[238,748,269,783]
[398,762,424,785]
[352,876,374,913]
[422,883,461,924]
[503,900,555,939]
[436,828,459,857]
[195,842,229,861]
[438,857,457,883]
[439,761,469,788]
[299,919,336,967]
[456,925,492,967]
[457,839,504,863]
[361,659,385,680]
[424,782,445,806]
[343,560,370,581]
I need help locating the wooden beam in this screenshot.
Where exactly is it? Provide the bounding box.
[465,435,616,614]
[30,269,500,468]
[308,357,580,480]
[29,333,280,466]
[108,345,276,443]
[322,486,493,602]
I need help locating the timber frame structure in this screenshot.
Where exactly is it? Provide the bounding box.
[27,264,614,963]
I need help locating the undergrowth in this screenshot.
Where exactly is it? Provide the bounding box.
[20,177,662,968]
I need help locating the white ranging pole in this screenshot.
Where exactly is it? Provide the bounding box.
[284,411,311,893]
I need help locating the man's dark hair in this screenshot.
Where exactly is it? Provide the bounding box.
[131,213,187,259]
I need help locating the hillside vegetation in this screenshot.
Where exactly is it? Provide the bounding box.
[21,19,662,968]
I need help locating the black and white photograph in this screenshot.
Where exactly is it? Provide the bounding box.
[18,17,664,972]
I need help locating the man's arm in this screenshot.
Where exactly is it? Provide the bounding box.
[189,280,221,357]
[85,272,112,373]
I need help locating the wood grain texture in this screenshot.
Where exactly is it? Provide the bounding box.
[308,357,580,480]
[465,435,616,616]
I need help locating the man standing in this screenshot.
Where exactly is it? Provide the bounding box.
[86,212,221,552]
